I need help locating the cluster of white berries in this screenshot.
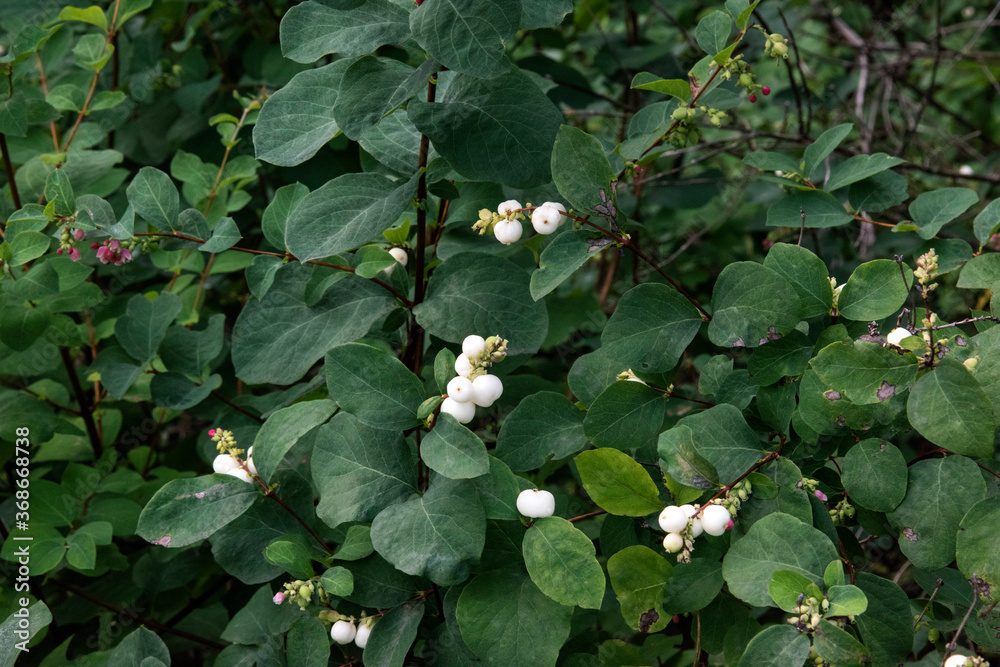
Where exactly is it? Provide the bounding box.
[274,584,375,649]
[440,334,508,424]
[210,428,256,483]
[516,488,555,519]
[658,503,732,560]
[331,617,373,648]
[474,200,569,246]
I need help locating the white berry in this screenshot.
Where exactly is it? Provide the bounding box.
[662,532,684,553]
[389,247,408,267]
[471,374,503,408]
[679,504,697,518]
[531,206,562,235]
[331,620,356,645]
[886,327,911,346]
[441,397,475,424]
[658,506,687,533]
[226,468,252,483]
[246,447,258,476]
[701,504,731,536]
[497,199,522,217]
[958,165,973,176]
[494,219,523,245]
[517,488,555,518]
[446,376,474,403]
[690,517,704,538]
[541,201,567,226]
[454,354,473,378]
[945,656,971,667]
[462,335,486,358]
[354,623,372,649]
[213,454,241,474]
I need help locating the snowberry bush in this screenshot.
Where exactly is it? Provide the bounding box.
[1,0,999,665]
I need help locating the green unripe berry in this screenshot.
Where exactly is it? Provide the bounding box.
[738,73,753,87]
[769,33,785,44]
[772,43,789,58]
[672,107,687,121]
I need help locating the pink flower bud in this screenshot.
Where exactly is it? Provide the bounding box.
[209,429,217,437]
[814,490,828,502]
[69,248,82,261]
[725,519,734,530]
[273,592,285,605]
[73,228,85,241]
[121,248,133,262]
[109,239,120,251]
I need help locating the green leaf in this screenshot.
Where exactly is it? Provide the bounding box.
[722,512,839,607]
[319,566,354,597]
[584,381,664,450]
[254,62,349,167]
[529,229,608,300]
[45,169,75,217]
[73,34,113,71]
[841,439,907,512]
[855,572,913,666]
[0,91,28,137]
[658,424,720,490]
[657,404,764,483]
[825,584,868,616]
[286,615,330,667]
[957,497,1000,604]
[246,255,284,300]
[811,341,918,405]
[114,292,182,363]
[136,475,259,548]
[264,535,316,579]
[734,0,761,30]
[602,283,703,373]
[285,172,417,263]
[279,0,411,64]
[803,123,852,176]
[523,516,605,609]
[695,11,732,56]
[262,183,309,250]
[906,358,996,457]
[0,303,48,351]
[472,456,527,521]
[107,627,170,667]
[837,259,913,321]
[199,216,241,253]
[458,567,573,667]
[768,569,816,611]
[762,242,833,318]
[325,342,424,430]
[520,0,572,29]
[747,330,813,386]
[886,456,986,569]
[494,391,585,470]
[410,0,518,79]
[909,187,978,239]
[415,252,549,357]
[371,476,485,585]
[575,448,663,517]
[8,231,49,265]
[57,5,108,30]
[824,153,905,192]
[127,167,179,231]
[974,199,1000,249]
[409,68,562,188]
[353,245,396,279]
[737,624,811,667]
[607,545,672,632]
[159,313,225,377]
[765,189,853,229]
[551,124,617,213]
[232,266,396,385]
[363,601,425,667]
[957,253,1000,289]
[814,620,869,667]
[221,585,301,645]
[335,56,423,140]
[150,371,216,409]
[662,559,725,614]
[848,169,910,213]
[252,399,336,484]
[708,261,801,348]
[631,74,690,100]
[313,413,418,529]
[333,525,374,562]
[422,412,490,479]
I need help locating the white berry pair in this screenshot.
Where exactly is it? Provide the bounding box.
[331,619,371,648]
[658,503,731,553]
[212,447,257,483]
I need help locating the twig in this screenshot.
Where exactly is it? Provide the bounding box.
[210,389,264,423]
[913,577,943,627]
[691,452,780,520]
[918,315,1000,331]
[568,509,607,523]
[944,596,979,658]
[63,0,122,153]
[0,379,81,415]
[0,133,21,213]
[59,347,103,459]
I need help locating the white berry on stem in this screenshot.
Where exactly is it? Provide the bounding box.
[331,620,356,644]
[462,334,486,358]
[441,397,475,424]
[662,532,684,553]
[517,488,555,518]
[658,505,687,533]
[494,219,523,245]
[213,454,241,474]
[389,247,408,267]
[226,468,252,483]
[454,354,473,378]
[530,206,562,235]
[446,376,474,403]
[944,655,971,667]
[471,374,503,408]
[886,327,911,346]
[246,447,257,476]
[354,623,372,649]
[541,201,567,226]
[700,504,731,537]
[497,199,522,217]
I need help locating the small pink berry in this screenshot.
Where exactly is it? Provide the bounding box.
[725,519,734,530]
[56,248,63,255]
[73,228,85,241]
[68,248,81,262]
[814,490,828,502]
[90,242,100,250]
[273,592,285,605]
[749,94,757,103]
[762,86,771,96]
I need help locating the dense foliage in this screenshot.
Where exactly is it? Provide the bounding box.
[1,0,999,665]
